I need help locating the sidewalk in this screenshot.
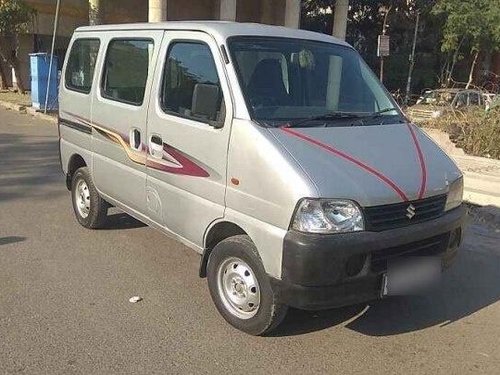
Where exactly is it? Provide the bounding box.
[0,90,57,124]
[425,129,500,208]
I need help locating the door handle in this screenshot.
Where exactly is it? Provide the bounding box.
[149,135,163,159]
[130,128,141,150]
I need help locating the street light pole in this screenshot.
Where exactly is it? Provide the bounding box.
[44,0,61,113]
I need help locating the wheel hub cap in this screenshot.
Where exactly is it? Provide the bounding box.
[217,257,261,319]
[75,179,91,218]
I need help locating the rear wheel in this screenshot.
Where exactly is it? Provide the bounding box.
[71,167,108,229]
[207,235,287,335]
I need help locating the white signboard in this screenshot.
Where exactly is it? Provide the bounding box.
[377,35,390,57]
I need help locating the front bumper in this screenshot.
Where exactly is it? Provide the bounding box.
[272,205,466,310]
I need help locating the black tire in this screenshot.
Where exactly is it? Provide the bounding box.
[207,235,288,335]
[71,167,108,229]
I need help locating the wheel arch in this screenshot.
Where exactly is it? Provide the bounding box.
[199,221,247,278]
[66,154,87,190]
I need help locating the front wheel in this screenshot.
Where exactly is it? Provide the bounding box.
[71,167,108,229]
[207,235,287,335]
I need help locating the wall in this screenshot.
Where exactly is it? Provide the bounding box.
[167,0,217,21]
[6,0,292,90]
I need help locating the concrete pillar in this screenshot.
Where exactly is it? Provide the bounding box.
[149,0,167,22]
[220,0,237,21]
[89,0,103,25]
[284,0,300,28]
[332,0,349,40]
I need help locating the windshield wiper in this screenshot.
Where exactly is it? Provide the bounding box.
[284,112,364,128]
[365,107,399,118]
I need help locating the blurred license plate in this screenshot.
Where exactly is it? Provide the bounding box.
[381,256,441,296]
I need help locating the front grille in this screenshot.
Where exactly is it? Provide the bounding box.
[371,233,450,273]
[364,194,447,231]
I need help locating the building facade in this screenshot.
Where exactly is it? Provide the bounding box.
[1,0,301,88]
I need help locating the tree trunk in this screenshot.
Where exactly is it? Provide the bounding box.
[0,63,7,90]
[12,33,26,94]
[447,36,465,87]
[0,34,27,94]
[466,49,480,89]
[11,57,26,94]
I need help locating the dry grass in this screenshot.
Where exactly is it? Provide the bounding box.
[0,90,31,106]
[423,108,500,159]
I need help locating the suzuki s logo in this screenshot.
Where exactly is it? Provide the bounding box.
[406,204,416,219]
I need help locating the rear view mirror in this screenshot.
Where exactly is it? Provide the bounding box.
[191,83,223,128]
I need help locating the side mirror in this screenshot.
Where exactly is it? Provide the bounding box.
[191,83,223,128]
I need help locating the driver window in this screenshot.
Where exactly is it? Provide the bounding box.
[161,41,224,124]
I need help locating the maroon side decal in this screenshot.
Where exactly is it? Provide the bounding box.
[406,123,427,199]
[61,111,209,178]
[147,144,210,178]
[281,127,410,202]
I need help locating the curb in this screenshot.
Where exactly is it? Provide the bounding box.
[26,107,58,124]
[463,171,500,208]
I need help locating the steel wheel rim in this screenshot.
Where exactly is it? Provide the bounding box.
[217,257,261,319]
[75,178,91,218]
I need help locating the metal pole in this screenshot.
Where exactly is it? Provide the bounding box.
[405,12,420,106]
[379,6,391,83]
[44,0,61,113]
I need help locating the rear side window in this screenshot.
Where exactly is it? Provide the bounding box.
[469,92,480,105]
[101,39,153,106]
[65,39,100,94]
[161,41,224,124]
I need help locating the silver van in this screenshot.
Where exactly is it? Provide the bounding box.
[59,22,465,335]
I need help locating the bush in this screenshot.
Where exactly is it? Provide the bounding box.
[424,108,500,159]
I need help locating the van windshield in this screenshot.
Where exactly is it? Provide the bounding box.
[228,37,403,126]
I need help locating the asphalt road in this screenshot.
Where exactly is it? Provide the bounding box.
[1,106,500,374]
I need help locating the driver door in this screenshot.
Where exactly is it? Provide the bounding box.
[145,31,233,248]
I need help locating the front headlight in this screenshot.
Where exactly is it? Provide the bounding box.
[291,199,364,234]
[445,177,463,211]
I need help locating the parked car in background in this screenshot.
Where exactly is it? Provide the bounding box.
[484,93,499,111]
[406,88,485,123]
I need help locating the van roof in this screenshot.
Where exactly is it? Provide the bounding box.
[75,21,350,47]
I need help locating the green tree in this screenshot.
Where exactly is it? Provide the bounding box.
[0,0,35,93]
[301,1,441,94]
[433,0,500,88]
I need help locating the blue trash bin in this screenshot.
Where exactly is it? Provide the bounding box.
[29,53,59,111]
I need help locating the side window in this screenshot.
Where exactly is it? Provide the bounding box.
[102,39,153,105]
[455,92,467,108]
[65,39,100,94]
[469,92,480,105]
[161,41,224,124]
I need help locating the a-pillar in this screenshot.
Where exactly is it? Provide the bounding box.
[284,0,300,28]
[149,0,167,22]
[332,0,349,40]
[89,0,103,25]
[220,0,237,21]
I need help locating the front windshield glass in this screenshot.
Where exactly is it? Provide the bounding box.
[228,36,402,126]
